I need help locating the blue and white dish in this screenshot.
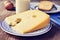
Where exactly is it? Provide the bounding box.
[30,2,60,13]
[0,20,52,36]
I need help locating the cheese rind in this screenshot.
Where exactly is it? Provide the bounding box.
[5,10,50,34]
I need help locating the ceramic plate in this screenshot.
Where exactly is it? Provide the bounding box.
[30,2,60,13]
[0,20,52,36]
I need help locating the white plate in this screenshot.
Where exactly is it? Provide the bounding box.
[0,20,52,36]
[30,2,60,13]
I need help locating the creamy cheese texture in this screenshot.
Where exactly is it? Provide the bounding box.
[5,10,50,34]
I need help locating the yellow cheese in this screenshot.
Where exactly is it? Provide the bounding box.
[5,10,50,34]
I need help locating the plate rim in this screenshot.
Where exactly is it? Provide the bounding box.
[30,2,60,13]
[0,20,52,36]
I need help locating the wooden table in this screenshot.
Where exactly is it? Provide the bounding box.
[0,0,60,40]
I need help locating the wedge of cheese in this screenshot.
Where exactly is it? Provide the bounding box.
[5,10,50,34]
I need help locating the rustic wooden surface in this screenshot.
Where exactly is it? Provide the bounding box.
[0,0,60,40]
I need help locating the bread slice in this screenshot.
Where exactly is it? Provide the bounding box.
[38,1,53,10]
[5,10,50,34]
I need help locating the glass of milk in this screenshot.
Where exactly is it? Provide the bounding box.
[16,0,30,14]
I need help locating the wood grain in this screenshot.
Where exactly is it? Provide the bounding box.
[0,0,60,40]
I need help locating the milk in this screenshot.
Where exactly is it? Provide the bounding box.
[16,0,30,14]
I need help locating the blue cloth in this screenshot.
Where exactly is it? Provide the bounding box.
[49,12,60,26]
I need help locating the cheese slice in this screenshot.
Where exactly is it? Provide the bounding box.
[5,10,50,34]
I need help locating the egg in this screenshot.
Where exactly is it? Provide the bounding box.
[4,1,14,10]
